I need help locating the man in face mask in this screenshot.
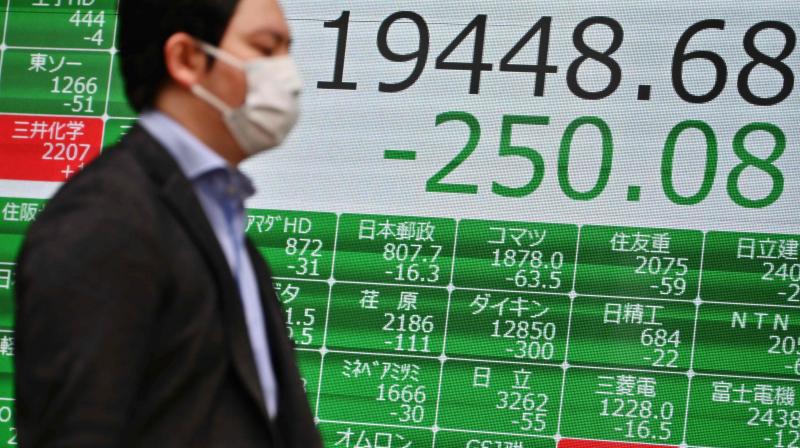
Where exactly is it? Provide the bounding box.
[14,0,322,446]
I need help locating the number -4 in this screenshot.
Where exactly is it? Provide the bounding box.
[85,29,104,46]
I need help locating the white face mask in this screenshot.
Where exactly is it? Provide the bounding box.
[190,41,303,156]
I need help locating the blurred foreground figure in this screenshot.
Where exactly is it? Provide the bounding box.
[15,0,321,446]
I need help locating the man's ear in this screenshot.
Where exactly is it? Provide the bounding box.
[163,32,209,89]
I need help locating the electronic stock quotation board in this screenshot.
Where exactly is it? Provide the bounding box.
[1,1,800,447]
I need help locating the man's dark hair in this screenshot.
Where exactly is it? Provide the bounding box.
[118,0,241,113]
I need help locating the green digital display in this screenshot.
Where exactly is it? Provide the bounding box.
[1,1,799,447]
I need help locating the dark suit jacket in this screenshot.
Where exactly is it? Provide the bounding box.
[14,124,322,447]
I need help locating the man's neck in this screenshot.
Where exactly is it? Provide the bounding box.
[154,88,247,166]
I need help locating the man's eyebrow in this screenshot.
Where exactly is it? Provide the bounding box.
[247,27,291,46]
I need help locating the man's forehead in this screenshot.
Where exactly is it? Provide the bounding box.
[228,0,289,38]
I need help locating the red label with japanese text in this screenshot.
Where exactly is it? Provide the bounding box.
[558,440,676,448]
[0,114,103,182]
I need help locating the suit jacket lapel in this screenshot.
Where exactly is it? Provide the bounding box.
[246,242,295,390]
[246,241,318,443]
[126,124,270,423]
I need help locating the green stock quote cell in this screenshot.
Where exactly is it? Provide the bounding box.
[0,198,43,327]
[0,234,22,273]
[686,375,800,448]
[444,290,569,364]
[273,279,327,348]
[0,198,45,235]
[693,304,800,379]
[567,297,695,372]
[333,214,456,287]
[324,283,447,356]
[453,219,578,293]
[295,349,321,413]
[5,0,118,49]
[559,367,688,445]
[102,118,135,148]
[247,209,336,281]
[575,225,703,300]
[318,422,434,448]
[316,353,440,427]
[0,49,110,116]
[436,360,562,437]
[702,231,800,307]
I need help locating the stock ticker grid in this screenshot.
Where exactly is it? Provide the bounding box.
[2,1,800,448]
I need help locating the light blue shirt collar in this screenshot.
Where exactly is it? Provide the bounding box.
[138,111,256,204]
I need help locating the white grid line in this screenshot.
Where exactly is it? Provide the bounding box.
[2,44,114,53]
[98,0,121,152]
[682,231,707,445]
[555,224,582,437]
[314,212,341,420]
[317,418,555,441]
[431,218,460,447]
[0,111,134,120]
